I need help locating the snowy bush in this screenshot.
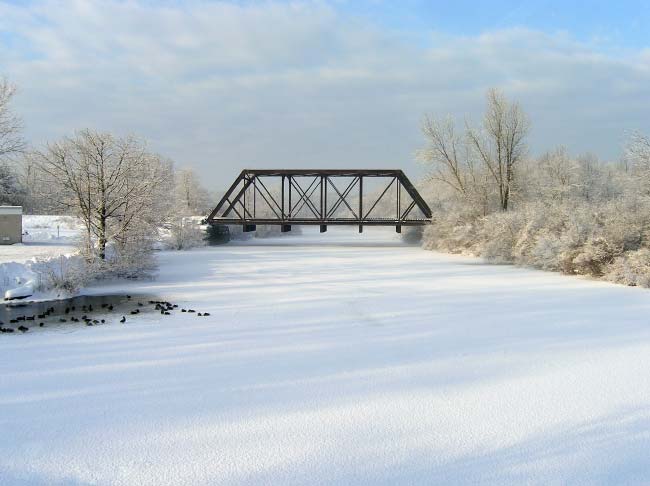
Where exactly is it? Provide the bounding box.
[605,249,650,287]
[571,237,619,277]
[480,211,528,262]
[31,255,88,293]
[529,232,564,271]
[167,218,206,250]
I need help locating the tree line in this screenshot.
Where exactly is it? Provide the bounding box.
[418,88,650,287]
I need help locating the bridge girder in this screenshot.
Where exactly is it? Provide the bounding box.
[207,169,432,231]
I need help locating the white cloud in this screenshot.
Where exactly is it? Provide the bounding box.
[1,1,650,189]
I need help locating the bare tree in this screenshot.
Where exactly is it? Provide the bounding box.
[174,168,211,215]
[627,132,650,172]
[33,130,173,261]
[418,116,473,196]
[466,88,530,211]
[419,88,529,214]
[166,168,211,250]
[0,78,25,161]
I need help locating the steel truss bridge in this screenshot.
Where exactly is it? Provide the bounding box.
[206,169,432,233]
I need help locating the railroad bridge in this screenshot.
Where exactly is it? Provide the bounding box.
[206,169,432,233]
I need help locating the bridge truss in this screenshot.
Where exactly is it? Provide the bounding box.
[206,169,432,233]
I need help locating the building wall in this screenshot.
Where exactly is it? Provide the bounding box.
[0,210,22,245]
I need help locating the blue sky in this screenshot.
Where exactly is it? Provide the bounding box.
[343,0,650,47]
[1,1,649,188]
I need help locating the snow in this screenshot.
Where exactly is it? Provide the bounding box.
[2,226,650,484]
[0,215,81,299]
[3,281,34,300]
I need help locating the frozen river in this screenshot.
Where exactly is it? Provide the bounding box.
[2,227,650,485]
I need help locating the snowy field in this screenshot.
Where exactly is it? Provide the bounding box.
[0,215,78,264]
[0,216,80,300]
[2,227,650,485]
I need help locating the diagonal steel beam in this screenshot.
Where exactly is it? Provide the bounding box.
[327,177,358,219]
[293,177,322,217]
[363,177,395,220]
[290,177,321,218]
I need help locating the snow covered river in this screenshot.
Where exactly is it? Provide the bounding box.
[1,227,650,484]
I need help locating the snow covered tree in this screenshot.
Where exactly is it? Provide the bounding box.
[0,162,25,206]
[32,130,173,268]
[466,88,530,211]
[419,88,529,215]
[0,78,25,162]
[174,168,211,215]
[165,168,211,250]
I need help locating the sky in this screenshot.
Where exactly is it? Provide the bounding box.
[1,0,650,190]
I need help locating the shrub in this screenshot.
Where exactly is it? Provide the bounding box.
[604,249,650,287]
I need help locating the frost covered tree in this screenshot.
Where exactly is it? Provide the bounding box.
[0,162,25,206]
[0,78,26,206]
[174,168,211,215]
[166,168,210,250]
[0,78,25,162]
[33,130,173,269]
[419,88,529,214]
[466,89,529,211]
[418,116,475,197]
[627,132,650,194]
[418,101,650,288]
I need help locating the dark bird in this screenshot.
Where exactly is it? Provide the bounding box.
[108,305,114,311]
[39,323,44,327]
[120,316,126,323]
[65,307,70,314]
[26,315,35,321]
[2,328,14,333]
[18,325,28,332]
[198,313,203,316]
[188,309,196,313]
[203,313,210,316]
[86,322,93,326]
[127,295,132,299]
[101,319,105,323]
[59,318,67,323]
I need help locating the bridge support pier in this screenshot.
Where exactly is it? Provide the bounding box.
[396,225,401,234]
[243,224,256,232]
[319,225,327,233]
[281,224,291,233]
[358,225,363,234]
